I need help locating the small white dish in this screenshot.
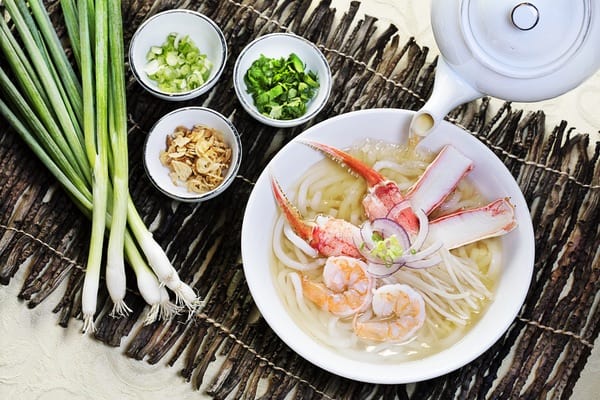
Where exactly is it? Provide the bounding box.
[143,107,241,202]
[241,108,535,384]
[129,9,227,101]
[233,33,332,128]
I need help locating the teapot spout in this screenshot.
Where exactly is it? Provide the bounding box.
[410,58,482,136]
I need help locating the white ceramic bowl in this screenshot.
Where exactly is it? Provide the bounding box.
[241,108,535,384]
[143,107,241,202]
[129,9,227,101]
[233,33,332,128]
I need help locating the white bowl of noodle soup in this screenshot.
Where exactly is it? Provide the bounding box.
[241,108,535,384]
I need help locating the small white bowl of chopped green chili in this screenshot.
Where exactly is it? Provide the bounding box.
[129,9,227,101]
[234,33,332,128]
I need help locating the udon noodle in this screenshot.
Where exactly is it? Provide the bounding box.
[272,139,502,362]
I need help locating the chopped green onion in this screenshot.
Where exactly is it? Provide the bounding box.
[370,234,404,267]
[144,33,212,93]
[244,53,319,120]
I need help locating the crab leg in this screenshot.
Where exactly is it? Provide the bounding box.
[271,175,362,258]
[428,198,517,250]
[405,145,474,215]
[304,141,419,233]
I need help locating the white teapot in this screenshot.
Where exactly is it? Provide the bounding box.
[410,0,600,136]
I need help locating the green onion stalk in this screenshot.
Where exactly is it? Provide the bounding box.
[79,0,110,333]
[3,0,90,182]
[60,0,81,69]
[0,0,198,331]
[105,0,131,318]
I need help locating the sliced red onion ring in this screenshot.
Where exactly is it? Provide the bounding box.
[405,255,442,269]
[354,229,385,264]
[353,228,365,250]
[366,261,404,277]
[358,243,393,265]
[403,240,443,263]
[371,218,411,250]
[355,218,412,268]
[355,217,444,275]
[410,208,430,251]
[387,200,412,220]
[360,221,376,250]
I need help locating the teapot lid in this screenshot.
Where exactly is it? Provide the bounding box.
[460,0,592,78]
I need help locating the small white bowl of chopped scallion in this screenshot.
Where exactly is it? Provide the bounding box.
[129,9,227,101]
[234,33,332,128]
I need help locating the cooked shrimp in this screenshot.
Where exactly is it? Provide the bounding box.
[353,284,426,342]
[301,256,374,317]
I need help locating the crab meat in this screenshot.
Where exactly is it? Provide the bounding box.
[428,197,517,249]
[405,145,474,215]
[271,175,361,258]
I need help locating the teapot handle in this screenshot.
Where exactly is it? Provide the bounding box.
[410,58,482,136]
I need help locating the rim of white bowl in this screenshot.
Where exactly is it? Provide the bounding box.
[233,32,332,128]
[143,106,242,202]
[129,9,227,100]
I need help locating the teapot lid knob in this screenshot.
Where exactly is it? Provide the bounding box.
[511,2,539,31]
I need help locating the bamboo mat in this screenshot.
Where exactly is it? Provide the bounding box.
[1,0,599,398]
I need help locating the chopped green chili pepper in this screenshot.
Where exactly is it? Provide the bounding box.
[144,33,212,93]
[244,53,319,120]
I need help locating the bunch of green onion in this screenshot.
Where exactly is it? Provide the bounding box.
[0,0,199,332]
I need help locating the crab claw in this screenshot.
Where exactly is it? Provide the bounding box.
[428,197,518,249]
[303,141,419,233]
[270,175,362,258]
[302,141,387,187]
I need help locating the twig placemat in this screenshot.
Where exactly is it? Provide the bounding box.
[0,0,598,398]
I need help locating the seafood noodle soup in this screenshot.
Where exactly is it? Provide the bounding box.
[271,138,511,362]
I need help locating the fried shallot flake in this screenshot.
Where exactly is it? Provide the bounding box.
[159,124,232,194]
